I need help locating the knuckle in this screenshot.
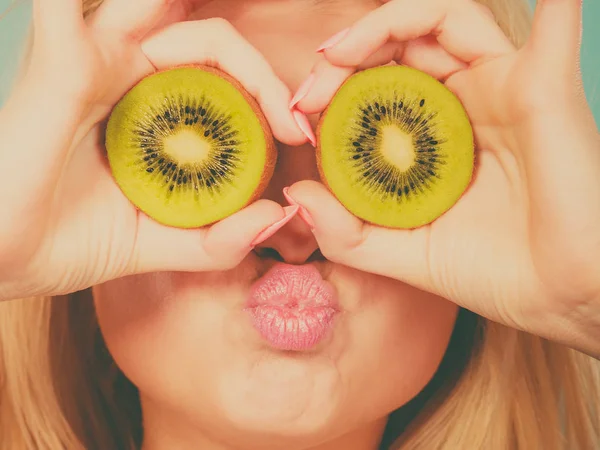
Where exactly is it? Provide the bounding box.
[200,243,242,272]
[474,2,495,19]
[253,198,283,216]
[246,79,265,104]
[0,268,46,300]
[444,0,468,14]
[454,0,471,7]
[206,17,237,36]
[201,18,240,58]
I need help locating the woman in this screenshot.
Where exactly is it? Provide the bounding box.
[0,0,599,448]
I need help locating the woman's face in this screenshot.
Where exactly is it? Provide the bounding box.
[93,0,459,448]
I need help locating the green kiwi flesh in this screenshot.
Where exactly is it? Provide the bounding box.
[105,65,276,228]
[317,65,474,229]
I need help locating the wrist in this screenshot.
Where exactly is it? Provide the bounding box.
[0,276,38,302]
[544,296,600,360]
[572,297,600,359]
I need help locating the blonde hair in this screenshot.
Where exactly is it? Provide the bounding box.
[1,0,599,449]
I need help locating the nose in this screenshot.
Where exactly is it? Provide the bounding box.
[253,214,322,265]
[255,113,323,264]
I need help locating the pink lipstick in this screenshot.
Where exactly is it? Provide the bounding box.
[245,264,339,351]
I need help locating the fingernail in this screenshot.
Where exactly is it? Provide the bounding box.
[251,205,300,246]
[292,109,316,146]
[289,73,315,109]
[283,187,316,230]
[316,28,350,53]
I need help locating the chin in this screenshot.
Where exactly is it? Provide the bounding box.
[215,355,346,435]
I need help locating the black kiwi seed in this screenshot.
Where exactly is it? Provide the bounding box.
[345,95,446,200]
[130,96,242,197]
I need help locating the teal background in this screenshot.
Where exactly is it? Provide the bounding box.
[0,0,599,124]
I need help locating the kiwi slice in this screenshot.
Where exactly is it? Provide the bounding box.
[105,65,276,228]
[317,65,474,229]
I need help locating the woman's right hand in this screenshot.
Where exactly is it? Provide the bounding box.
[0,0,308,301]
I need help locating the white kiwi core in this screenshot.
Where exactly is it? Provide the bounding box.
[163,128,211,164]
[380,125,414,171]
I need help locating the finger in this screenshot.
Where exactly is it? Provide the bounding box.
[526,0,583,80]
[89,0,191,42]
[402,36,467,80]
[141,19,308,146]
[296,39,465,114]
[295,60,354,114]
[285,181,432,289]
[319,0,514,68]
[132,200,298,273]
[33,0,83,40]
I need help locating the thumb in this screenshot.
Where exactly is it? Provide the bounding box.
[284,182,433,291]
[526,0,583,80]
[129,200,299,274]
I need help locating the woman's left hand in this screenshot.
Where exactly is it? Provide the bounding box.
[285,0,600,356]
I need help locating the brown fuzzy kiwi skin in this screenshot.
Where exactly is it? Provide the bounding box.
[111,64,277,227]
[315,70,475,231]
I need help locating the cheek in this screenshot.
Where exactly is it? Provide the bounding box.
[332,269,458,418]
[93,274,181,390]
[92,271,246,415]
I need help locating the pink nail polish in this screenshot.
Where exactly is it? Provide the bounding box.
[316,28,350,53]
[292,109,316,146]
[251,205,299,246]
[283,187,316,230]
[289,73,315,109]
